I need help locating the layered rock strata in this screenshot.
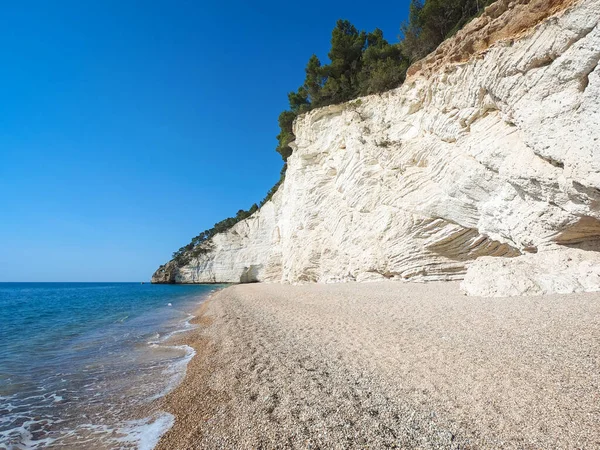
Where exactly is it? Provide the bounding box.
[154,0,600,296]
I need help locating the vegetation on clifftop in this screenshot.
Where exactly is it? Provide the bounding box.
[169,0,496,268]
[275,0,496,161]
[171,203,259,266]
[170,163,289,267]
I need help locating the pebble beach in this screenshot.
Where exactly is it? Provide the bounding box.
[157,281,600,449]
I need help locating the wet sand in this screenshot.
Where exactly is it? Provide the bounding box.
[157,282,600,449]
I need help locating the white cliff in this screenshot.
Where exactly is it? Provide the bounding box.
[153,0,600,296]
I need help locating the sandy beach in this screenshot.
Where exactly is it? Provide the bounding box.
[157,282,600,449]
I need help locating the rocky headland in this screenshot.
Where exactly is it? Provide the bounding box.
[153,0,600,296]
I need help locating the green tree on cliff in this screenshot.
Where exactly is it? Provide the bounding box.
[173,0,502,267]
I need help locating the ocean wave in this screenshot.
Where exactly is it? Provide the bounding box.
[0,283,216,449]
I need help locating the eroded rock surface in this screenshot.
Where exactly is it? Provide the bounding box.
[153,0,600,296]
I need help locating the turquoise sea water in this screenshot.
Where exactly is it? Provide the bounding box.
[0,282,221,449]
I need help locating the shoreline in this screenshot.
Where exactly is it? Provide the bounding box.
[0,283,221,449]
[156,281,600,448]
[132,286,227,449]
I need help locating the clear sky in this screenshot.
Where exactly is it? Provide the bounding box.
[0,1,411,281]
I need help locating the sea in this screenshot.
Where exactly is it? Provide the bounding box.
[0,282,222,449]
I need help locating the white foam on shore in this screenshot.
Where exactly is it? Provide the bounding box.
[115,413,175,450]
[1,292,215,450]
[146,343,196,402]
[0,416,57,450]
[146,312,196,346]
[49,413,174,450]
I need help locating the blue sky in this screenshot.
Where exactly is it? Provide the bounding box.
[0,1,411,281]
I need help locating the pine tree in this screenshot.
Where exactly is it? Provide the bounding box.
[304,55,323,105]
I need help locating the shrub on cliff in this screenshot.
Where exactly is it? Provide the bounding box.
[358,29,409,95]
[260,164,287,207]
[171,203,259,267]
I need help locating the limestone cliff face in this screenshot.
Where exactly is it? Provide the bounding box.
[153,0,600,296]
